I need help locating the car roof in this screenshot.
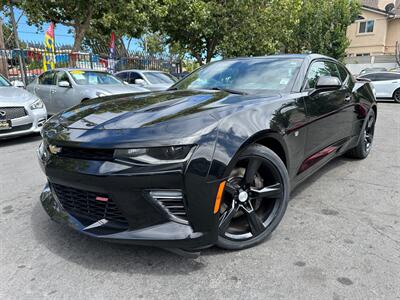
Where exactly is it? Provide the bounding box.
[360,71,399,76]
[52,68,109,72]
[222,53,335,61]
[115,69,168,74]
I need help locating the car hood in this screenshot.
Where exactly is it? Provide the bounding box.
[88,84,149,95]
[146,83,173,91]
[0,87,37,105]
[57,90,280,130]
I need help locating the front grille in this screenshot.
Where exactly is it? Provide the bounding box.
[51,183,128,228]
[57,146,115,161]
[0,107,27,120]
[0,123,32,134]
[149,190,188,223]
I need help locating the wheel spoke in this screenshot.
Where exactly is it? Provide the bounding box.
[250,183,281,199]
[219,204,239,233]
[245,209,265,236]
[242,158,262,186]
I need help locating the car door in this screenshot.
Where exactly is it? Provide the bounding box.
[51,71,76,113]
[302,60,354,158]
[371,73,400,98]
[34,71,55,112]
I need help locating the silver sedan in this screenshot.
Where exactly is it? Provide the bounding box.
[0,74,47,139]
[27,68,149,115]
[114,69,178,91]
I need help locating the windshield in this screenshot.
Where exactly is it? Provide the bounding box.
[172,58,303,93]
[144,72,177,84]
[0,75,11,87]
[69,70,122,85]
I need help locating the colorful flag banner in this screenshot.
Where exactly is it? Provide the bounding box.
[43,22,56,71]
[107,32,116,73]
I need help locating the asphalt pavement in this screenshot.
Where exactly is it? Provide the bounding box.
[0,102,399,299]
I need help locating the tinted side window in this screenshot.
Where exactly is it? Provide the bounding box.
[374,73,400,81]
[129,72,143,84]
[336,64,349,82]
[360,73,376,80]
[39,72,55,85]
[305,61,341,89]
[116,72,128,81]
[56,71,70,84]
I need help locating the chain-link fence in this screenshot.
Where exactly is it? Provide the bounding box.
[0,42,183,85]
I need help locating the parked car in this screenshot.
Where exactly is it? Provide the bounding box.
[38,54,377,256]
[358,72,400,103]
[115,69,178,91]
[27,69,149,115]
[0,74,47,139]
[359,67,387,75]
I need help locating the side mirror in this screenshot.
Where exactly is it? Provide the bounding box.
[58,81,71,88]
[135,79,146,85]
[12,80,25,88]
[315,76,342,90]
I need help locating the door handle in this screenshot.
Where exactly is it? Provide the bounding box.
[344,95,352,102]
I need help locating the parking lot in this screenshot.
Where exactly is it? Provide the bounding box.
[0,102,399,299]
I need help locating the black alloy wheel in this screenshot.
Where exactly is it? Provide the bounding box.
[364,114,375,154]
[394,89,400,103]
[217,144,289,250]
[346,110,376,159]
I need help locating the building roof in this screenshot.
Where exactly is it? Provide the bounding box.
[362,0,400,16]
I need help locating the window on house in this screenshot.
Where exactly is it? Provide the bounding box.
[359,20,374,33]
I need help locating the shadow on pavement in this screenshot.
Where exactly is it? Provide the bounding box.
[0,133,41,148]
[30,201,210,275]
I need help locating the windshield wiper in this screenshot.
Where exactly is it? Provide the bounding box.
[209,87,247,95]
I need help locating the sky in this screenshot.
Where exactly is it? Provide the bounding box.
[1,8,141,50]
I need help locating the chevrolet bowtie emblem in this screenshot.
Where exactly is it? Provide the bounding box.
[48,145,62,154]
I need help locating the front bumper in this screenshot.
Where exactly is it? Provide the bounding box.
[38,146,221,250]
[0,106,47,138]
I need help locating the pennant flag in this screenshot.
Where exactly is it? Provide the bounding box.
[43,22,56,71]
[107,32,116,73]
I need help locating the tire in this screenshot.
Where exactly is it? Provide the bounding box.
[216,144,289,250]
[393,89,400,103]
[346,110,376,159]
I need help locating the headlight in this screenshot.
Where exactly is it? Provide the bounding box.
[114,145,195,164]
[30,98,44,110]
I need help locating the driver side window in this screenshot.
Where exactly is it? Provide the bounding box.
[129,72,144,84]
[305,61,341,90]
[56,71,70,84]
[39,71,55,85]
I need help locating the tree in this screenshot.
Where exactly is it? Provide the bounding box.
[287,0,360,60]
[83,0,157,55]
[152,0,303,65]
[220,0,302,58]
[20,0,115,52]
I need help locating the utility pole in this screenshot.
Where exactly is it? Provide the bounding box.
[9,0,27,85]
[0,18,9,77]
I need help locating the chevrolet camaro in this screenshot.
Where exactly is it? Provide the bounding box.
[38,54,377,256]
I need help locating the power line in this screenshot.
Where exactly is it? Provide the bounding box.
[18,30,74,38]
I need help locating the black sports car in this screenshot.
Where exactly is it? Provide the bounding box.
[38,54,377,256]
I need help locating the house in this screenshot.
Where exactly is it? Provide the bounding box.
[346,0,400,57]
